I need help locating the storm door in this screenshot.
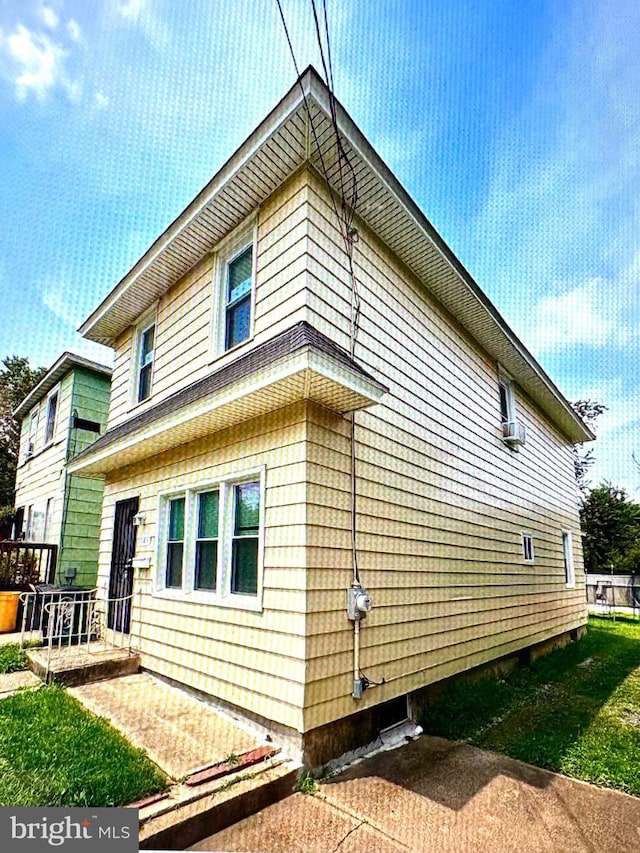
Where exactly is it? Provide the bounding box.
[107,496,139,633]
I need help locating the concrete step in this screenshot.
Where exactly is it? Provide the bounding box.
[139,759,301,851]
[26,647,140,687]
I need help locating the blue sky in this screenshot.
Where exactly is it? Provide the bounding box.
[0,0,638,496]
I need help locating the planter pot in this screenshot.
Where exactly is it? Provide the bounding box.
[0,590,21,633]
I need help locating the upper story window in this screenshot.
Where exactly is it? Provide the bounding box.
[26,408,39,458]
[225,246,253,350]
[136,319,155,403]
[44,390,59,445]
[498,372,515,424]
[212,225,257,357]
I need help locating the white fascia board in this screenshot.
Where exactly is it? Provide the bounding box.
[67,345,385,474]
[78,78,311,343]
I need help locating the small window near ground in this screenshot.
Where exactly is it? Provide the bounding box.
[231,481,260,595]
[225,246,253,350]
[522,532,534,563]
[137,322,155,403]
[45,391,58,444]
[563,531,575,588]
[195,490,219,591]
[166,497,185,588]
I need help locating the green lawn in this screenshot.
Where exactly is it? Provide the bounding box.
[421,616,640,796]
[0,686,168,807]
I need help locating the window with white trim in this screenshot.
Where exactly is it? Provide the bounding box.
[498,371,515,425]
[521,532,534,563]
[165,497,185,588]
[135,318,155,403]
[26,408,39,459]
[562,531,575,588]
[212,228,256,356]
[44,389,58,445]
[156,469,265,608]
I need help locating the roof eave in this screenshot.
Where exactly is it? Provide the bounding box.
[13,352,113,420]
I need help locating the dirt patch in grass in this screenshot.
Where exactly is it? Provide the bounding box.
[421,616,640,796]
[0,686,168,807]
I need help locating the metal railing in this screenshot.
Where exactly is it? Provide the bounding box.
[586,575,640,618]
[0,541,57,586]
[19,587,140,680]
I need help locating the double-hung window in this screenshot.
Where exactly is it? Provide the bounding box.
[156,470,264,609]
[231,482,260,595]
[224,245,253,350]
[44,390,58,445]
[27,408,39,458]
[498,372,515,425]
[195,490,219,591]
[166,497,185,588]
[136,320,155,403]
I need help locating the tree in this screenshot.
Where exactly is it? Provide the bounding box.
[571,399,607,493]
[579,482,640,573]
[0,356,47,519]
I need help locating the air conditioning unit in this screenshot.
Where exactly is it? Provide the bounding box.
[502,420,526,446]
[25,440,35,460]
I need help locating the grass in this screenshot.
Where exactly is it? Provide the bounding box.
[421,616,640,796]
[0,643,28,674]
[0,686,168,807]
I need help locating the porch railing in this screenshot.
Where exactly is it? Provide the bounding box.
[0,541,57,586]
[19,587,140,680]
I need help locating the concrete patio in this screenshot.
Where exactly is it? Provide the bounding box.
[193,736,640,852]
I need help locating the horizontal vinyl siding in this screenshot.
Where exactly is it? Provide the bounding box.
[301,171,586,731]
[98,403,309,731]
[105,170,311,431]
[14,372,74,547]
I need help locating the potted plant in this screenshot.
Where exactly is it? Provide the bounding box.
[0,550,22,633]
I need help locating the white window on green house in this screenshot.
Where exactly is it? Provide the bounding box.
[195,490,219,591]
[137,321,155,403]
[166,497,185,588]
[231,481,260,595]
[563,531,575,588]
[225,245,253,350]
[44,390,58,445]
[522,532,534,564]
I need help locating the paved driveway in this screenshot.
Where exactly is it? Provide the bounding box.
[191,736,640,852]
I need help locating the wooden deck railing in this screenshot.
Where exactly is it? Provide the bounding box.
[0,541,58,586]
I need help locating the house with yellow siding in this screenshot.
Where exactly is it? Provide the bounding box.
[67,67,593,765]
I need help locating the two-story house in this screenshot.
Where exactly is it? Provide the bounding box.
[67,68,593,765]
[14,352,112,588]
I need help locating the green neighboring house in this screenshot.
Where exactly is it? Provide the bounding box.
[13,353,112,588]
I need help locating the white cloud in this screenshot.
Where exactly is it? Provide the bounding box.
[110,0,169,48]
[94,90,109,109]
[117,0,147,22]
[0,24,67,100]
[0,21,86,103]
[67,20,81,42]
[41,283,82,328]
[39,6,59,30]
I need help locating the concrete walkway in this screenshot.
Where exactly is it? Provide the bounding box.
[69,673,267,780]
[193,736,640,852]
[0,669,40,698]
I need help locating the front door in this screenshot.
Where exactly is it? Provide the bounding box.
[108,497,139,633]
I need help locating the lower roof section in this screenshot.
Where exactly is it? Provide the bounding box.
[67,321,388,476]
